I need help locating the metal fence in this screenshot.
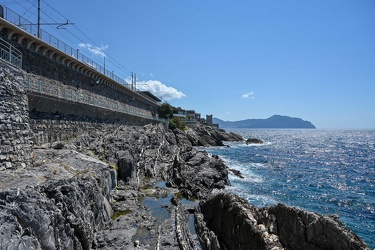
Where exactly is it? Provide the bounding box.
[27,76,166,123]
[1,5,132,89]
[0,38,22,68]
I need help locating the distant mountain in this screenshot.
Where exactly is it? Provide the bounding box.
[213,115,316,129]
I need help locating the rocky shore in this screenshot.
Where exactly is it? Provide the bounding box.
[0,123,370,249]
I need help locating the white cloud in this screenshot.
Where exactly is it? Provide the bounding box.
[78,43,108,58]
[136,80,186,100]
[242,91,255,99]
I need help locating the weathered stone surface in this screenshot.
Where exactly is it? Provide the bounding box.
[246,138,264,144]
[0,175,112,250]
[185,124,243,147]
[198,192,370,250]
[199,192,283,250]
[0,61,33,169]
[164,127,233,199]
[266,203,370,250]
[0,95,370,250]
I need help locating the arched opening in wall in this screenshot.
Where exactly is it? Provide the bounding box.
[19,36,27,46]
[27,40,35,50]
[85,69,92,77]
[72,63,78,71]
[61,58,68,65]
[50,52,57,60]
[43,49,51,57]
[96,76,104,85]
[55,54,62,63]
[77,65,84,73]
[10,33,17,42]
[0,27,7,37]
[89,72,97,79]
[67,61,74,68]
[35,45,43,53]
[83,69,89,76]
[103,79,110,85]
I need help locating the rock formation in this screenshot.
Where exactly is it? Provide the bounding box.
[0,120,370,249]
[197,192,370,250]
[246,138,264,144]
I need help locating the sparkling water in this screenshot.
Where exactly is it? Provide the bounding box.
[204,129,375,248]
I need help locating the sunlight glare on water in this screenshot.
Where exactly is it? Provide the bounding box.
[205,129,375,249]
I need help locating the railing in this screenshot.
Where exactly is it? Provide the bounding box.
[0,38,22,68]
[1,5,134,90]
[27,76,167,123]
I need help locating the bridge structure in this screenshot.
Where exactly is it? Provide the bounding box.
[0,5,166,125]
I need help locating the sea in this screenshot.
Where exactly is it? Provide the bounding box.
[203,129,375,249]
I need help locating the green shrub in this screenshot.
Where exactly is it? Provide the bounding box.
[169,117,186,130]
[158,102,173,119]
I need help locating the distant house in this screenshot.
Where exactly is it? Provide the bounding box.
[186,110,201,121]
[172,108,202,125]
[173,108,187,118]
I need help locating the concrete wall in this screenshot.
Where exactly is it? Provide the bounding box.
[0,61,33,170]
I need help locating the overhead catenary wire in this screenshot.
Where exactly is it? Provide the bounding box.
[39,0,134,78]
[3,0,135,81]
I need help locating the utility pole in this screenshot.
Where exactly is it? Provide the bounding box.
[134,73,136,90]
[37,0,40,38]
[131,72,134,90]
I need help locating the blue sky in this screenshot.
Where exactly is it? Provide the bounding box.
[3,0,375,128]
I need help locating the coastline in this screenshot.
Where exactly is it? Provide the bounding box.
[0,123,370,249]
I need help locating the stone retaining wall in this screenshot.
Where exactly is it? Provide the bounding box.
[29,111,119,146]
[0,61,33,169]
[13,38,155,113]
[0,59,165,169]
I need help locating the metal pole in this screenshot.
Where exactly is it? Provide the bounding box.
[37,0,41,38]
[9,44,12,66]
[131,72,133,90]
[134,73,136,90]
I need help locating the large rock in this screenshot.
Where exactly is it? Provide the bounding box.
[163,125,240,199]
[197,192,370,250]
[198,192,283,250]
[266,203,370,250]
[166,150,230,199]
[77,123,172,187]
[246,138,263,144]
[185,124,243,147]
[0,176,112,250]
